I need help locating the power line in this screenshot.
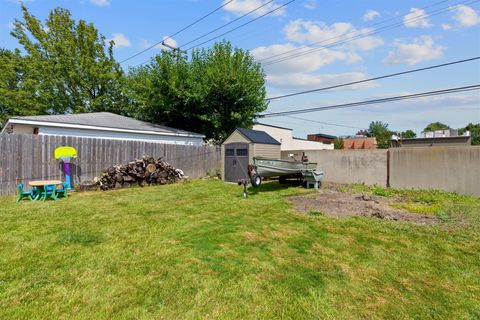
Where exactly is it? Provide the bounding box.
[259,85,480,117]
[260,0,467,64]
[185,0,297,51]
[262,2,471,65]
[258,0,453,64]
[119,0,234,64]
[283,115,367,130]
[261,113,367,129]
[261,0,478,66]
[179,0,275,49]
[265,56,480,101]
[132,0,296,67]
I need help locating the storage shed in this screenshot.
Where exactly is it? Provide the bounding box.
[221,128,281,182]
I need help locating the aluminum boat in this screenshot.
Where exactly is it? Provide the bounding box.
[253,157,317,177]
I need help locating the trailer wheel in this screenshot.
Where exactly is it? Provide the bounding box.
[251,174,262,188]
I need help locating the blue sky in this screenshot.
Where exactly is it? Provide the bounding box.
[1,0,479,137]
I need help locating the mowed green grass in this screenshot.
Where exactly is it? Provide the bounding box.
[0,180,479,319]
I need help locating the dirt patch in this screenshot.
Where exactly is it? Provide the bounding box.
[289,189,437,225]
[243,231,263,242]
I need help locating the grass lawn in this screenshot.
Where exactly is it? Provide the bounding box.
[0,180,479,319]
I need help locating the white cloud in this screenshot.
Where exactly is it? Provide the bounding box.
[251,19,381,92]
[304,0,316,10]
[346,52,362,64]
[140,39,156,49]
[360,92,480,113]
[110,33,130,48]
[441,23,451,30]
[404,8,432,28]
[252,43,349,74]
[7,22,15,30]
[363,10,380,22]
[383,36,444,65]
[349,31,385,51]
[452,5,479,27]
[266,72,375,90]
[90,0,110,6]
[284,19,384,51]
[223,0,286,17]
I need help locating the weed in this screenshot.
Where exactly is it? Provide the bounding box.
[308,210,325,216]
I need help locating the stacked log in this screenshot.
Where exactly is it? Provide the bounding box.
[96,155,184,190]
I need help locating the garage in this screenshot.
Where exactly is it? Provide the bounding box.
[221,128,281,182]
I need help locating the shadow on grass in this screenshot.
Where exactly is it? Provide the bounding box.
[57,229,104,246]
[247,181,297,196]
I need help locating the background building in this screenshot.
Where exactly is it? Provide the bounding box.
[307,133,337,145]
[253,123,334,151]
[342,137,377,149]
[1,112,205,145]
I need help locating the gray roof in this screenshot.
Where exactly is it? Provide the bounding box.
[237,128,280,145]
[9,112,204,137]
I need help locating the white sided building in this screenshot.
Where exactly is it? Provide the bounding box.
[1,112,205,146]
[253,123,334,152]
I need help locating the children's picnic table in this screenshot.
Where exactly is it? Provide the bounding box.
[28,180,63,201]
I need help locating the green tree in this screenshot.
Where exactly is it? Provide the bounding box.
[127,41,267,143]
[367,121,391,149]
[9,5,126,116]
[459,123,480,145]
[333,138,344,149]
[0,48,44,128]
[400,129,416,139]
[423,122,450,132]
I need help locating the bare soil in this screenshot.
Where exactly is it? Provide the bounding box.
[289,187,438,225]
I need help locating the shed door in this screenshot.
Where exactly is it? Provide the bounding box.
[224,143,249,182]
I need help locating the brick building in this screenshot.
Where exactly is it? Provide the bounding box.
[342,137,377,149]
[307,133,337,145]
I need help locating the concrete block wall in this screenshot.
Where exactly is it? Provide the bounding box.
[282,149,388,186]
[390,146,480,197]
[282,147,479,197]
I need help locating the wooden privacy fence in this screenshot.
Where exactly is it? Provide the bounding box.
[0,134,221,196]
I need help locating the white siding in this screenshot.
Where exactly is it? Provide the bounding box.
[253,124,333,151]
[223,130,250,144]
[38,126,203,146]
[289,138,334,151]
[10,124,36,134]
[253,144,281,159]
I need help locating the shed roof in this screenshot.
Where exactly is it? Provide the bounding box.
[236,128,280,145]
[6,112,204,137]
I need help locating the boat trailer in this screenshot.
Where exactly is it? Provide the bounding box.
[247,158,324,189]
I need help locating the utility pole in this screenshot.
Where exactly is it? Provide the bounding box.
[161,40,185,60]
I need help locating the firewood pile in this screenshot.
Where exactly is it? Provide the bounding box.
[95,155,185,190]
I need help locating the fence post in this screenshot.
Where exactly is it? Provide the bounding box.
[386,149,391,188]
